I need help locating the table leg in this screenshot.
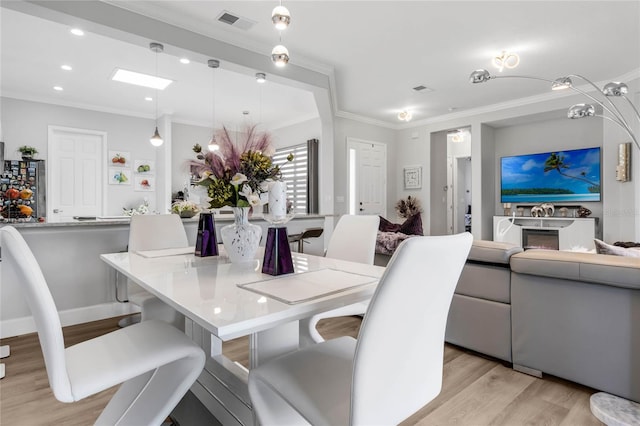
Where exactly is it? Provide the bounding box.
[249,321,299,369]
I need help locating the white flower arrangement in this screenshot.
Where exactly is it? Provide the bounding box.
[171,200,201,218]
[123,200,150,216]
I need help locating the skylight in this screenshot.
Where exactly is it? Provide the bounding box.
[111,68,173,90]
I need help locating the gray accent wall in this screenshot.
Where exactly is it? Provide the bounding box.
[492,115,604,222]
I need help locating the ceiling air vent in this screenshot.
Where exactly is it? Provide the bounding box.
[412,85,434,93]
[216,11,257,31]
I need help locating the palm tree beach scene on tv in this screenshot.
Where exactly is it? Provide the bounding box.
[501,147,601,203]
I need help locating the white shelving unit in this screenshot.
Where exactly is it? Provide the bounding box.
[493,216,598,250]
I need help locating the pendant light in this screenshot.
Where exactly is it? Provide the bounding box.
[271,3,290,30]
[207,59,220,152]
[149,42,164,147]
[271,1,290,67]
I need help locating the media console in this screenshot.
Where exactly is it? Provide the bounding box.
[493,216,599,250]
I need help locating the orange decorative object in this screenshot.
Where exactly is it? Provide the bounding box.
[5,188,19,199]
[18,205,33,216]
[20,188,34,199]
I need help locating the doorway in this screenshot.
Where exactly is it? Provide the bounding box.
[446,129,472,234]
[347,138,387,216]
[47,126,106,222]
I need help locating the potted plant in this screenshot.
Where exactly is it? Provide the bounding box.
[17,145,38,160]
[170,200,201,218]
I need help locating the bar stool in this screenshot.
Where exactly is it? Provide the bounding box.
[288,227,324,253]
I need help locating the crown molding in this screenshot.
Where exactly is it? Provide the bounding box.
[399,67,640,129]
[2,92,155,121]
[334,110,398,129]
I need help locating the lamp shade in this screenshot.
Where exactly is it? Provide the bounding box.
[551,77,572,91]
[150,126,163,146]
[602,82,628,97]
[271,45,290,67]
[272,5,291,30]
[208,135,219,152]
[567,103,595,119]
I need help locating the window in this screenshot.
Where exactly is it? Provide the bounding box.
[274,139,318,214]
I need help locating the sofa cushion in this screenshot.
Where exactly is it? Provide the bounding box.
[468,240,523,264]
[456,263,512,303]
[510,249,640,290]
[594,239,640,258]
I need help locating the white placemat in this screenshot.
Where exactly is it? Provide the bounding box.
[238,269,378,304]
[136,246,195,258]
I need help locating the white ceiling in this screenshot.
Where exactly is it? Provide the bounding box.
[0,6,318,130]
[2,1,640,129]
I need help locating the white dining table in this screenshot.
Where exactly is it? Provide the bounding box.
[100,247,384,426]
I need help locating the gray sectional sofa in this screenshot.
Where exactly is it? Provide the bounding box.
[445,240,522,362]
[445,240,640,403]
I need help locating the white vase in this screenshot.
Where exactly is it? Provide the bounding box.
[221,207,262,263]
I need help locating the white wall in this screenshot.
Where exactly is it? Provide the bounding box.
[2,97,161,216]
[171,122,212,195]
[271,117,321,149]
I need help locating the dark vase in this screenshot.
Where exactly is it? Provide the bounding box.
[195,212,218,257]
[262,227,294,276]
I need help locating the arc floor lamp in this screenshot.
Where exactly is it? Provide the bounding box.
[469,69,639,152]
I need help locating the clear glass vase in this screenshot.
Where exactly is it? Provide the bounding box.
[220,207,262,263]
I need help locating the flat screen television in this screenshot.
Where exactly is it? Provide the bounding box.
[500,147,601,203]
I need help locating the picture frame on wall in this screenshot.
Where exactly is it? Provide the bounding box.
[134,176,155,192]
[108,167,131,185]
[108,151,130,167]
[404,166,422,189]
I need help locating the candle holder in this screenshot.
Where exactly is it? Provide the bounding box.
[195,212,219,257]
[262,226,294,276]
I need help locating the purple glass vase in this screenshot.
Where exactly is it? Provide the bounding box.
[195,212,218,257]
[262,227,294,275]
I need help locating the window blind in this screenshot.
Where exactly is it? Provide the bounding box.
[274,139,318,214]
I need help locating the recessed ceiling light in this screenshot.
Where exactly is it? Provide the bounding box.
[111,68,173,90]
[70,28,84,36]
[53,86,63,91]
[179,58,190,64]
[61,64,72,71]
[255,72,266,83]
[145,97,153,101]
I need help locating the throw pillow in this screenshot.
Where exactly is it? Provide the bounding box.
[399,213,423,236]
[594,239,640,258]
[378,216,401,232]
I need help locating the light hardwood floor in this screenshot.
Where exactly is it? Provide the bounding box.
[0,315,603,425]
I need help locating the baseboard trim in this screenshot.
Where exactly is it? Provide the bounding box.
[0,302,140,339]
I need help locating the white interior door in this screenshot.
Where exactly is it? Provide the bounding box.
[347,138,386,216]
[48,126,106,222]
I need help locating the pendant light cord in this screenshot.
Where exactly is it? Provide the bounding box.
[155,48,159,126]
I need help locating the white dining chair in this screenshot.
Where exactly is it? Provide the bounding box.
[126,214,189,330]
[249,232,473,425]
[0,225,205,425]
[299,214,379,345]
